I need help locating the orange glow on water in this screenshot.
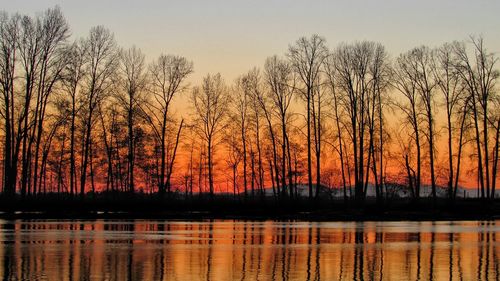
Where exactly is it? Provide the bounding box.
[0,220,498,280]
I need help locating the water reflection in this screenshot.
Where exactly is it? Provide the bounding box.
[0,220,498,280]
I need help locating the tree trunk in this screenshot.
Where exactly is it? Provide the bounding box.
[281,116,287,198]
[208,138,214,197]
[307,91,313,199]
[446,106,454,200]
[165,120,183,193]
[490,119,500,199]
[428,110,437,200]
[242,122,248,198]
[70,94,76,196]
[453,104,468,199]
[128,98,135,194]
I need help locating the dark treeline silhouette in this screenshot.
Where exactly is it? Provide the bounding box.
[0,7,499,209]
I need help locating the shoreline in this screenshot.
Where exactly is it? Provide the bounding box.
[0,197,498,221]
[0,212,498,222]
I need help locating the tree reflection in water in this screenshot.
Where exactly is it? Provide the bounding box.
[0,220,497,280]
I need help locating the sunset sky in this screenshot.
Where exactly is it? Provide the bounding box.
[3,0,500,83]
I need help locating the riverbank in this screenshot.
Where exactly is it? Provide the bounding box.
[0,194,499,221]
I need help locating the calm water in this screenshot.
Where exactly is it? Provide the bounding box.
[0,220,498,281]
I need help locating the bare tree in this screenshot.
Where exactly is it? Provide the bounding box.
[264,55,295,197]
[62,40,86,195]
[80,26,118,196]
[392,49,427,200]
[288,34,328,199]
[117,46,147,193]
[244,69,265,196]
[367,44,390,201]
[412,47,438,200]
[250,69,281,199]
[311,76,329,198]
[17,12,42,196]
[0,13,20,196]
[491,96,500,198]
[324,54,348,201]
[432,42,466,199]
[0,7,69,197]
[232,76,250,197]
[453,95,472,198]
[191,73,229,197]
[31,7,70,195]
[97,101,118,192]
[224,121,243,197]
[143,54,193,195]
[333,41,386,202]
[454,37,499,199]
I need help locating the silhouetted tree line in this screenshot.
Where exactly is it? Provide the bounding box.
[0,7,498,203]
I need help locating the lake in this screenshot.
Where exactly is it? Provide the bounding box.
[0,220,498,280]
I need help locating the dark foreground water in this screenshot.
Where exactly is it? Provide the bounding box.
[0,220,498,280]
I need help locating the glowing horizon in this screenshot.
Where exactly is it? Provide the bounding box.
[1,1,499,195]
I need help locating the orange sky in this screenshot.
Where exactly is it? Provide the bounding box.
[3,1,499,192]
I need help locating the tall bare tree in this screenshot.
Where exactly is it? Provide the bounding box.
[432,42,466,199]
[244,69,265,196]
[324,54,349,201]
[0,7,69,197]
[191,73,229,197]
[17,12,42,196]
[0,13,20,196]
[79,26,118,196]
[454,37,499,199]
[264,55,295,197]
[118,46,147,193]
[30,7,70,195]
[393,50,424,199]
[62,40,86,196]
[288,34,328,199]
[367,44,390,201]
[250,69,281,198]
[144,54,193,195]
[411,47,438,200]
[232,76,250,197]
[333,41,386,202]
